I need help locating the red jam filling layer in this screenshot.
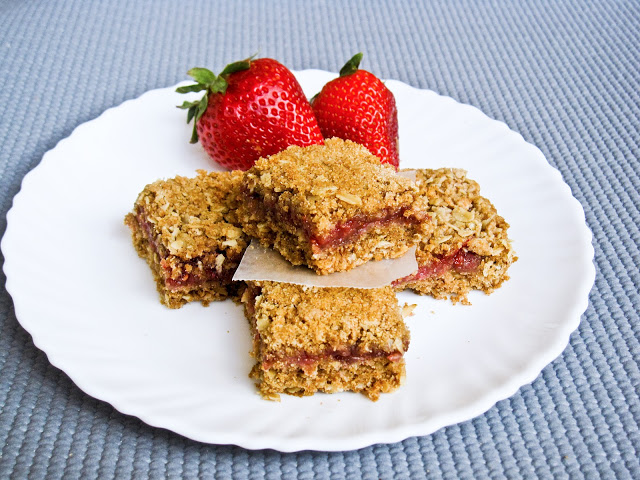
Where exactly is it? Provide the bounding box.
[248,192,425,252]
[393,248,482,286]
[136,207,226,289]
[247,283,408,373]
[261,348,406,371]
[162,259,223,289]
[309,206,422,251]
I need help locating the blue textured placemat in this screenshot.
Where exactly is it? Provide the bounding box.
[1,0,638,478]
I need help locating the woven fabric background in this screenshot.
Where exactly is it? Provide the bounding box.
[1,0,638,478]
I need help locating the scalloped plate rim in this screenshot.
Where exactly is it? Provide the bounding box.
[1,70,595,452]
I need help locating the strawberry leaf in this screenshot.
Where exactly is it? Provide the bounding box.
[339,52,363,77]
[184,95,208,143]
[219,59,251,77]
[186,105,197,124]
[196,94,208,121]
[176,83,206,94]
[210,76,229,94]
[187,67,217,85]
[177,100,199,109]
[189,119,199,144]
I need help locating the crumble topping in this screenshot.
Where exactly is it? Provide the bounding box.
[241,138,426,237]
[396,168,517,304]
[235,138,431,274]
[132,170,246,259]
[124,170,249,308]
[247,281,409,359]
[242,281,410,400]
[415,168,515,263]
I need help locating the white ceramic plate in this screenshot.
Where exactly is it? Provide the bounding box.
[1,70,594,452]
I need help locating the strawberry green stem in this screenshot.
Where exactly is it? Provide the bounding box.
[339,52,363,77]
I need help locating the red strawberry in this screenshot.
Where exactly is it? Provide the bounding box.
[310,53,399,169]
[178,57,323,170]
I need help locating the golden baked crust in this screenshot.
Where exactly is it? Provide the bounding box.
[236,138,431,274]
[242,138,418,231]
[124,170,249,308]
[129,170,245,259]
[242,281,410,401]
[249,359,406,402]
[396,168,517,304]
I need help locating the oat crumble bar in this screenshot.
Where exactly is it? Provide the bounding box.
[393,168,516,304]
[124,170,249,308]
[241,281,410,401]
[235,138,432,274]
